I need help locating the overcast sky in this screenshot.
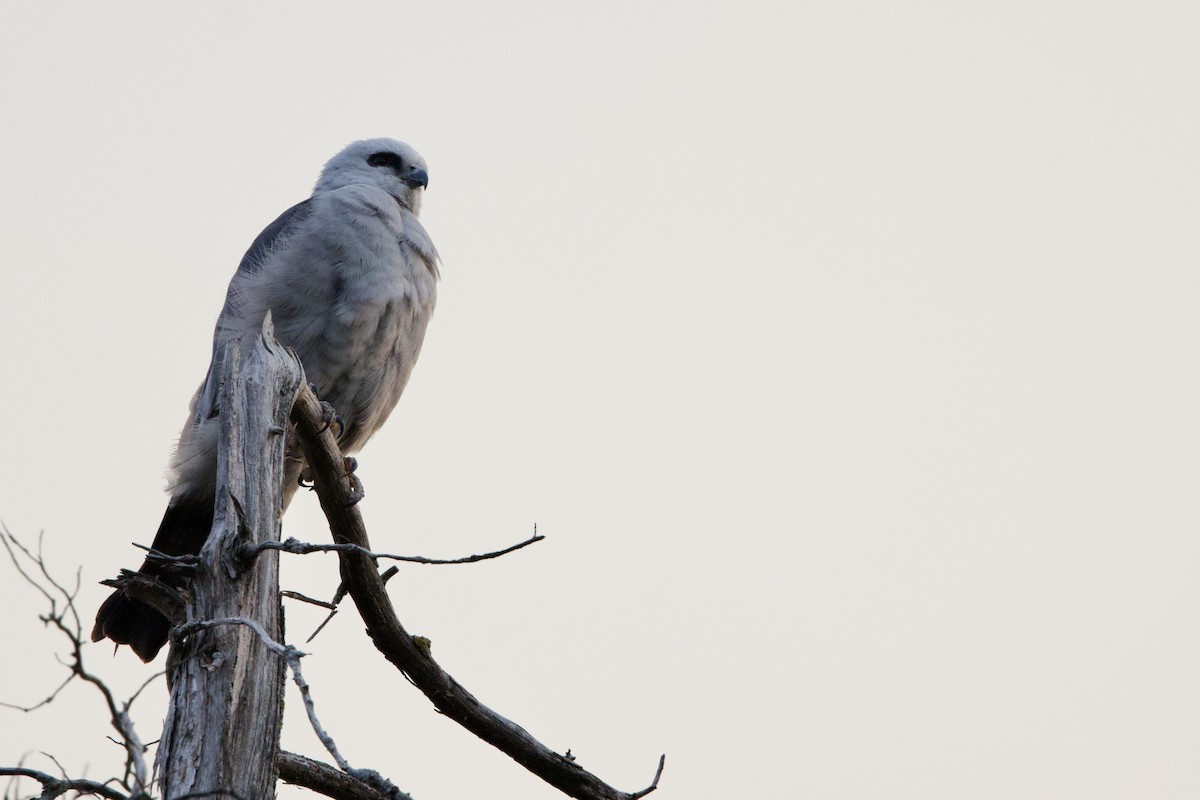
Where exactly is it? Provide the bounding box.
[1,2,1198,798]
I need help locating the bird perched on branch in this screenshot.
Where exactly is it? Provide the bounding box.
[92,138,440,661]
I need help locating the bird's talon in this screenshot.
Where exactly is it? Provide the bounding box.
[343,456,358,475]
[316,401,344,438]
[298,466,316,489]
[343,474,366,506]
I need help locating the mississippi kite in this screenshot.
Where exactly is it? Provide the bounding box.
[93,138,440,660]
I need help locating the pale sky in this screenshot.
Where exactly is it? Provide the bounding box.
[1,2,1198,798]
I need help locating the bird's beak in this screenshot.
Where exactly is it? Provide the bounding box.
[403,167,429,190]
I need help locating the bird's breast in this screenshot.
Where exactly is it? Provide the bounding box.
[291,201,437,450]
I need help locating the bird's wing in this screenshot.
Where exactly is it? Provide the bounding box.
[237,199,316,277]
[191,199,315,423]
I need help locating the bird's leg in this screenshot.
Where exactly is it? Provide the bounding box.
[302,385,359,500]
[307,383,345,438]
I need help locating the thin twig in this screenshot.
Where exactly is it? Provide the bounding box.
[247,533,544,566]
[178,617,346,767]
[305,567,397,644]
[126,670,167,709]
[38,751,69,780]
[131,543,200,571]
[0,530,56,606]
[281,590,338,610]
[0,526,153,797]
[0,671,74,712]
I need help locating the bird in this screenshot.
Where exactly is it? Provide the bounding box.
[92,138,440,661]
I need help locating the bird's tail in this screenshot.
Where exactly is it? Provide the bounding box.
[91,491,215,662]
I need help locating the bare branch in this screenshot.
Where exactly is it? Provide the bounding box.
[263,529,545,643]
[281,590,338,610]
[131,543,201,573]
[176,616,343,766]
[37,752,69,781]
[126,670,168,708]
[98,570,187,624]
[0,767,130,800]
[0,528,57,607]
[245,532,544,566]
[303,566,399,644]
[278,752,411,800]
[291,385,665,800]
[0,526,153,797]
[626,756,666,800]
[0,670,74,713]
[175,616,288,657]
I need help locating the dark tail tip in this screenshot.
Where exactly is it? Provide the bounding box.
[91,492,215,662]
[92,590,171,662]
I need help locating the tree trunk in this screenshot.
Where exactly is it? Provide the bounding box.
[157,315,302,799]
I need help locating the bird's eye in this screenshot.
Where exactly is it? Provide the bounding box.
[367,152,397,168]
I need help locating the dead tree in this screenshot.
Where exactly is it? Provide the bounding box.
[4,316,663,800]
[154,316,300,798]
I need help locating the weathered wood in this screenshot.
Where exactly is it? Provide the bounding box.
[157,315,302,800]
[278,751,408,800]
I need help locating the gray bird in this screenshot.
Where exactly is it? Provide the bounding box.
[93,138,440,661]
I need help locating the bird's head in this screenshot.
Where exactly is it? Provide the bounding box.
[315,138,430,214]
